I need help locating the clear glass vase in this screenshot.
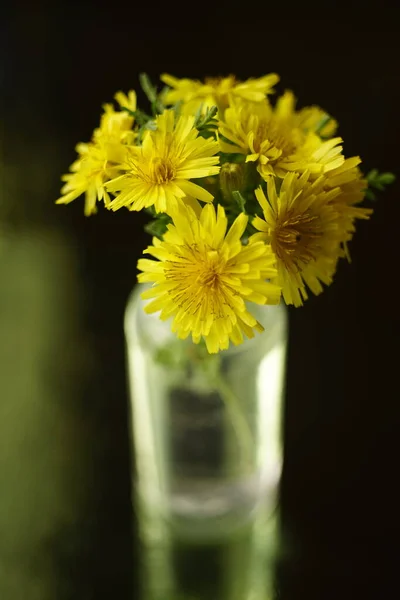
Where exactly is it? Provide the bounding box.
[125,284,288,599]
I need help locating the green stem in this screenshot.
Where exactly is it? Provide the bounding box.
[212,370,254,472]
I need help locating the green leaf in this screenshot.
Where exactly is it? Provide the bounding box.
[194,102,205,123]
[120,106,152,126]
[365,188,377,202]
[232,190,247,213]
[194,106,218,138]
[144,213,172,239]
[139,72,164,114]
[145,205,157,217]
[195,105,218,128]
[139,72,157,103]
[378,172,396,185]
[366,168,378,182]
[366,168,396,197]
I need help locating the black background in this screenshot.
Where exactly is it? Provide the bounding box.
[3,4,400,599]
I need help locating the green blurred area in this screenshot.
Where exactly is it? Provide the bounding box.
[0,148,90,597]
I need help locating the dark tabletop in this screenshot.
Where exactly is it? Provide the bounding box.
[2,6,400,599]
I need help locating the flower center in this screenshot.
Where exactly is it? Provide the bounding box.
[196,250,223,289]
[272,210,322,271]
[165,247,228,321]
[255,119,297,156]
[151,157,176,184]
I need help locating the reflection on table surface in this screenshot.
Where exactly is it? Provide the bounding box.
[136,492,279,600]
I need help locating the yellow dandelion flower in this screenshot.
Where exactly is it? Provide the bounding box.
[219,99,300,169]
[280,133,344,177]
[252,172,346,307]
[137,203,281,353]
[56,90,137,215]
[94,90,137,147]
[324,156,372,256]
[219,99,344,181]
[56,143,119,216]
[161,73,279,115]
[275,90,338,138]
[107,110,220,214]
[325,157,371,222]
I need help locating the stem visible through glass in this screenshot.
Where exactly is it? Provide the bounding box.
[211,369,254,472]
[155,338,255,473]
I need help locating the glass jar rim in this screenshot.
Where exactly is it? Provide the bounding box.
[125,283,288,358]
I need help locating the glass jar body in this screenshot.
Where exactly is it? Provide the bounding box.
[125,284,288,540]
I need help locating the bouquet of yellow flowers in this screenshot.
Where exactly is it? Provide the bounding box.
[56,73,394,354]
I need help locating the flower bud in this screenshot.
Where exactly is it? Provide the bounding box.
[219,162,245,201]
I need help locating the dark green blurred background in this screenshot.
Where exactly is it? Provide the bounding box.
[2,5,400,599]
